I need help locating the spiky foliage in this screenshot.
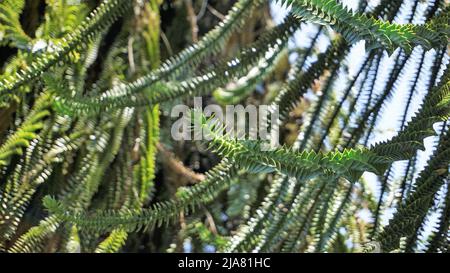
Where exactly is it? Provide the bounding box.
[0,0,448,253]
[279,0,447,54]
[0,0,131,105]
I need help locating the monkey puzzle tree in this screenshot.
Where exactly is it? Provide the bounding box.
[0,0,448,253]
